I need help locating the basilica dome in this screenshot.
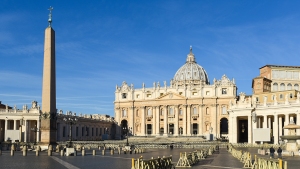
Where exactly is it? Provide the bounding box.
[172,47,210,86]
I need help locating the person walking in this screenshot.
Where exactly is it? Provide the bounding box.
[277,147,282,159]
[270,147,275,159]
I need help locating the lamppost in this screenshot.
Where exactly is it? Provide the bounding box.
[31,125,38,145]
[63,115,78,148]
[123,126,132,146]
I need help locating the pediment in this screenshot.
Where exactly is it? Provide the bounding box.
[156,92,186,100]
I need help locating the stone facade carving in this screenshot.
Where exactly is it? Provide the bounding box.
[114,48,236,138]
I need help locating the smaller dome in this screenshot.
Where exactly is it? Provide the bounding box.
[172,47,209,86]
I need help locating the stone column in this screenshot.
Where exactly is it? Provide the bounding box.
[248,115,252,143]
[4,119,7,141]
[268,117,271,128]
[263,115,267,128]
[155,106,160,135]
[279,116,282,137]
[114,108,120,139]
[163,106,168,136]
[273,114,279,144]
[130,106,134,134]
[198,105,203,136]
[37,120,40,142]
[297,113,300,144]
[152,106,156,135]
[231,116,238,143]
[284,114,289,135]
[24,120,27,142]
[183,105,187,135]
[174,105,179,136]
[14,120,17,130]
[141,107,145,136]
[258,117,261,128]
[187,105,191,136]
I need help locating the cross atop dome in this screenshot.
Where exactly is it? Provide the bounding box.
[186,46,195,63]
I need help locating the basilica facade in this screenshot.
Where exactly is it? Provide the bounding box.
[114,47,237,139]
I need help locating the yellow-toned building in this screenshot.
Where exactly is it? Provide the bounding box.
[114,47,237,139]
[229,65,300,145]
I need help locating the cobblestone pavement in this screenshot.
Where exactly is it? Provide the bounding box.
[0,148,298,169]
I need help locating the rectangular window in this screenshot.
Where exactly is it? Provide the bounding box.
[136,94,140,98]
[287,71,292,79]
[100,128,102,135]
[222,88,227,94]
[256,97,259,102]
[92,128,94,136]
[96,128,98,136]
[192,92,197,95]
[206,91,210,95]
[86,127,89,136]
[179,92,183,95]
[280,71,286,79]
[293,71,299,80]
[147,94,152,98]
[122,93,127,99]
[160,93,163,96]
[82,127,84,136]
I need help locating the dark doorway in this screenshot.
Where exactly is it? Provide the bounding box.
[192,123,198,135]
[169,124,174,135]
[146,124,152,135]
[238,120,248,143]
[220,118,228,136]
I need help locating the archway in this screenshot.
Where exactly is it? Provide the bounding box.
[220,118,228,137]
[121,119,128,139]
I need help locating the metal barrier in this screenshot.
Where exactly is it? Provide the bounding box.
[131,156,174,169]
[228,144,288,169]
[176,145,216,167]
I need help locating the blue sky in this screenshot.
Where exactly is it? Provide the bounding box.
[1,1,300,117]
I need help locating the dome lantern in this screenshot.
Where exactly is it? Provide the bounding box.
[172,47,209,87]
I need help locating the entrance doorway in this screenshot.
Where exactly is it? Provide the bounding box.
[238,120,248,143]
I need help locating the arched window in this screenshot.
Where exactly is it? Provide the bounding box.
[280,83,285,91]
[147,109,152,116]
[122,109,127,117]
[290,93,293,98]
[287,83,292,90]
[160,109,164,116]
[193,107,197,114]
[273,83,278,91]
[206,107,210,115]
[295,84,299,90]
[279,94,283,99]
[222,106,227,114]
[169,107,174,115]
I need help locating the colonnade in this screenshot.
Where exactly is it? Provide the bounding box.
[229,112,300,144]
[116,103,224,138]
[56,122,112,141]
[0,118,40,143]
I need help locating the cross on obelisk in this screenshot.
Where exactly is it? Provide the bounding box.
[48,6,53,27]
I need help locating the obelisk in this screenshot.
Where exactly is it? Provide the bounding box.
[41,6,57,144]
